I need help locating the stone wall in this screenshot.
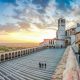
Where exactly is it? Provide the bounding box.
[51,46,69,80]
[51,46,80,80]
[63,46,80,80]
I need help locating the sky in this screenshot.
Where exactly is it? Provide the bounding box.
[0,0,80,43]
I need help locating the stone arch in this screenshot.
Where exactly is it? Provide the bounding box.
[34,48,35,52]
[26,50,27,54]
[21,51,23,56]
[9,53,11,59]
[29,49,31,53]
[1,54,4,61]
[33,48,34,52]
[36,48,37,51]
[15,52,17,57]
[23,50,26,55]
[29,49,30,54]
[31,49,33,53]
[35,48,37,51]
[28,49,30,55]
[12,52,14,58]
[30,49,32,53]
[18,51,20,57]
[5,54,8,60]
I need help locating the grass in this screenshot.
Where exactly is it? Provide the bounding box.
[0,46,24,53]
[0,43,40,53]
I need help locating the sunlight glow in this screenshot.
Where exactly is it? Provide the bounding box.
[0,29,56,43]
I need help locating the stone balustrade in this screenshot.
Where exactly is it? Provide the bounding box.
[0,45,46,62]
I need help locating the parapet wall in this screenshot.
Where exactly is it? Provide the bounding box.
[51,46,69,80]
[51,46,80,80]
[63,46,80,80]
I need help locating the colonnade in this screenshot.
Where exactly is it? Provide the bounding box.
[0,46,46,62]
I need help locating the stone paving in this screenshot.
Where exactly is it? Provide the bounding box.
[0,48,65,80]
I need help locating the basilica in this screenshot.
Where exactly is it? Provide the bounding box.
[40,18,66,48]
[40,18,80,51]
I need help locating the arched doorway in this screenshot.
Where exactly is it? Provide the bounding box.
[65,40,69,47]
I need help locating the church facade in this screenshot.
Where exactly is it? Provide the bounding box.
[40,18,66,48]
[56,18,66,47]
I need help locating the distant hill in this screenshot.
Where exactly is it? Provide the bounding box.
[0,43,40,53]
[0,43,39,48]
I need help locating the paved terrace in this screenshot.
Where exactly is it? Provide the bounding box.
[0,48,65,80]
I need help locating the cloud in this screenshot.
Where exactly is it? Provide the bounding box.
[1,0,80,42]
[7,0,58,31]
[0,23,19,32]
[18,22,30,30]
[55,0,74,11]
[32,0,50,8]
[0,0,80,33]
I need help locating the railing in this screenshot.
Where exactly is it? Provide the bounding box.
[0,45,46,62]
[63,46,80,80]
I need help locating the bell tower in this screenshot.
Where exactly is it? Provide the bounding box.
[56,18,66,47]
[57,18,65,40]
